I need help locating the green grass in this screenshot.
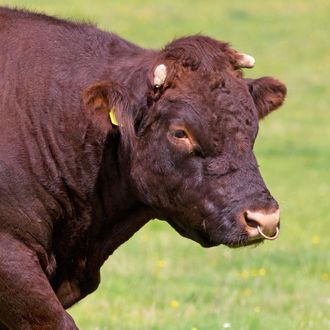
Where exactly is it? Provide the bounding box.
[1,0,330,329]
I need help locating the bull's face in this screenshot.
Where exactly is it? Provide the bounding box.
[130,69,285,248]
[83,36,286,248]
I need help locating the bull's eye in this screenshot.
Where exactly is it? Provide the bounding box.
[173,130,188,139]
[168,126,196,152]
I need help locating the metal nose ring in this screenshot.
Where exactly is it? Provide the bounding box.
[257,225,280,240]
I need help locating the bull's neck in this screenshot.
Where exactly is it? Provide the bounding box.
[87,50,158,248]
[55,49,155,216]
[90,51,160,253]
[87,134,153,268]
[54,48,156,256]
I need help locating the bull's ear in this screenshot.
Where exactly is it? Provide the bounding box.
[247,77,287,119]
[83,81,137,148]
[82,81,131,132]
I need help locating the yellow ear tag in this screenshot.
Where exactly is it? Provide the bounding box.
[109,108,119,126]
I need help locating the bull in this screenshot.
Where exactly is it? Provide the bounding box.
[0,7,286,329]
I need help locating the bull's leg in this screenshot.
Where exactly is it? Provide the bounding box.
[0,233,78,330]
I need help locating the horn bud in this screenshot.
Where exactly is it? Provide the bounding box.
[154,64,167,87]
[236,53,255,68]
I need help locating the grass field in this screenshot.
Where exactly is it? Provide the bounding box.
[1,1,329,329]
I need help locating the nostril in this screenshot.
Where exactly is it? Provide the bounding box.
[244,212,259,229]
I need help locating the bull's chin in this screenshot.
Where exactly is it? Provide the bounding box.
[167,219,217,248]
[167,219,264,248]
[226,238,264,248]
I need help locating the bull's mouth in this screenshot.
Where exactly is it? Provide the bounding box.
[167,219,266,248]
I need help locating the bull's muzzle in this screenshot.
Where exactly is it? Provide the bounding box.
[244,209,280,241]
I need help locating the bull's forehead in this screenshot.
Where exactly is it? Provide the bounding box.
[162,71,258,154]
[166,71,256,116]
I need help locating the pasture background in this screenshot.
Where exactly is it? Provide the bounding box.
[1,0,329,329]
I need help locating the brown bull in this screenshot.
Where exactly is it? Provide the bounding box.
[0,7,286,329]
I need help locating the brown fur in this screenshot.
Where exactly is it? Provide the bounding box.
[0,7,286,329]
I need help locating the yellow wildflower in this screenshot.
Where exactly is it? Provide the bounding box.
[254,306,261,313]
[241,270,249,278]
[251,268,258,277]
[321,273,329,281]
[158,259,166,268]
[242,288,252,297]
[170,300,179,308]
[311,235,320,245]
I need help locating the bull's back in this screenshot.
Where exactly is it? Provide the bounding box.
[0,7,104,96]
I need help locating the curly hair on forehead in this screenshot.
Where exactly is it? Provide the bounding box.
[161,35,244,72]
[145,35,245,100]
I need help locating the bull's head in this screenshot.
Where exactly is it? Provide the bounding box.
[83,36,286,248]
